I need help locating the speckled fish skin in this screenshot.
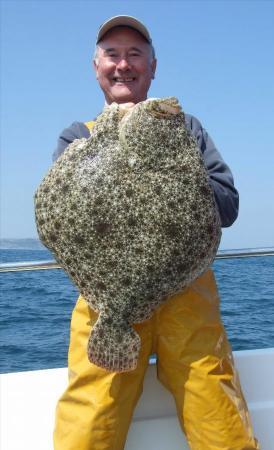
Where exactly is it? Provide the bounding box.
[35,97,221,372]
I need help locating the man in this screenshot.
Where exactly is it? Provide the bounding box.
[53,15,259,450]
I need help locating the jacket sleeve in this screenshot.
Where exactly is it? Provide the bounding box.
[185,114,239,228]
[52,121,90,162]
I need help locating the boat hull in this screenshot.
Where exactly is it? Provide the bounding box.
[1,348,274,450]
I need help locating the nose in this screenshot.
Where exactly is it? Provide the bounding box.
[116,57,131,71]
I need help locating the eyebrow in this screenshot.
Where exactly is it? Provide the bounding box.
[104,48,116,54]
[104,47,143,54]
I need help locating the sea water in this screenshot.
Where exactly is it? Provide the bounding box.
[0,248,273,373]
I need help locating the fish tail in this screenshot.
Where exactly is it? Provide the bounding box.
[87,316,141,372]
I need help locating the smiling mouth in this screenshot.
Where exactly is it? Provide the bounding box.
[113,77,136,83]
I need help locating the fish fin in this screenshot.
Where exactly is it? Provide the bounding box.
[87,315,141,372]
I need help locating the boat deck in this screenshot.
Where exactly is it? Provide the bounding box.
[1,348,274,450]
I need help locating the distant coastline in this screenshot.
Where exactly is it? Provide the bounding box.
[0,238,46,250]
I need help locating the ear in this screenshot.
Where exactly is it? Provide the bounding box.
[93,59,99,79]
[151,58,157,80]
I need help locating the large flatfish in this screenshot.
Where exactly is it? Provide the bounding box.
[35,97,221,372]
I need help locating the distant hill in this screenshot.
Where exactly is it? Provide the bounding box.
[0,238,46,250]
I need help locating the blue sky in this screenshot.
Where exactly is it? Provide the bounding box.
[1,0,274,250]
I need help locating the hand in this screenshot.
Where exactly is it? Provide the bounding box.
[119,102,135,110]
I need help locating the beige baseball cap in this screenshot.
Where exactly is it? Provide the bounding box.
[96,15,152,44]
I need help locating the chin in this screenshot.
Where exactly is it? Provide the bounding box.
[110,88,138,104]
[115,97,137,104]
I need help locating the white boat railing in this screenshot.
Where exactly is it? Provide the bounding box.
[0,249,273,273]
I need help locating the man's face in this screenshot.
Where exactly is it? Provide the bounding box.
[93,26,157,104]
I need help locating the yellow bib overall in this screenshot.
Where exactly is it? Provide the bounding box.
[53,121,259,450]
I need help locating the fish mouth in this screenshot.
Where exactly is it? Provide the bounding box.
[149,98,181,117]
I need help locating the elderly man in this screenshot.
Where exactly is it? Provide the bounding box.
[53,15,259,450]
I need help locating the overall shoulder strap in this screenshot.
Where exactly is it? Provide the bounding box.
[84,120,95,131]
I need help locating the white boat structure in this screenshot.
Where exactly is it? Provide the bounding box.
[1,249,274,450]
[1,348,274,450]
